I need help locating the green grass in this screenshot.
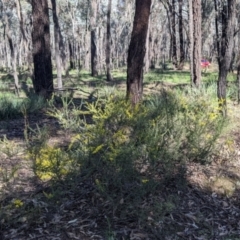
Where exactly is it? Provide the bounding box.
[0,92,47,120]
[0,67,238,120]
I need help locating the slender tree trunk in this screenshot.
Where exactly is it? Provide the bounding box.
[32,0,53,97]
[51,0,62,89]
[144,18,150,73]
[178,0,185,70]
[84,31,90,70]
[84,0,90,71]
[217,0,236,115]
[98,27,104,74]
[126,0,152,105]
[188,0,194,80]
[237,16,240,104]
[106,0,113,81]
[189,0,202,87]
[3,12,19,96]
[214,0,220,66]
[69,41,74,70]
[90,0,98,76]
[237,58,240,103]
[5,39,10,70]
[16,0,27,42]
[168,0,178,68]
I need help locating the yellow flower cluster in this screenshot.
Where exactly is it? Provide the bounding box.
[13,199,23,208]
[29,145,71,181]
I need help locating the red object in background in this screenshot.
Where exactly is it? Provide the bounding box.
[201,59,211,68]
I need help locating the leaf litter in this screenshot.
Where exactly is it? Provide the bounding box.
[1,109,240,239]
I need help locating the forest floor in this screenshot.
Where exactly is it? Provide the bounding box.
[1,71,240,239]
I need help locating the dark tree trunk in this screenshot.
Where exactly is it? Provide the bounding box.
[32,0,53,97]
[90,0,98,76]
[178,0,185,70]
[237,60,240,104]
[106,0,113,81]
[126,0,151,105]
[217,0,236,115]
[169,0,178,68]
[69,41,74,70]
[237,12,240,104]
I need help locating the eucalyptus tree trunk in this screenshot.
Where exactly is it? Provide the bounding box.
[237,57,240,103]
[98,27,104,74]
[51,0,63,89]
[126,0,152,105]
[3,9,19,96]
[32,0,53,97]
[216,0,236,115]
[237,13,240,104]
[106,0,113,81]
[69,41,74,70]
[84,0,90,71]
[16,0,27,42]
[90,0,98,76]
[189,0,202,87]
[169,0,178,68]
[178,0,185,70]
[144,18,150,73]
[188,0,194,80]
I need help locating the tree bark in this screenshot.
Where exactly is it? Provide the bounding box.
[2,4,19,96]
[189,0,202,87]
[237,57,240,103]
[178,0,185,70]
[90,0,98,76]
[126,0,152,105]
[106,0,113,81]
[217,0,236,115]
[237,9,240,104]
[169,0,178,68]
[69,41,74,70]
[32,0,53,97]
[51,0,63,89]
[16,0,27,42]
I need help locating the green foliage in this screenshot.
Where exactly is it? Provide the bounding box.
[0,135,21,159]
[144,69,190,84]
[26,87,226,231]
[0,92,47,120]
[68,89,224,219]
[47,96,84,131]
[0,136,20,191]
[0,93,25,120]
[26,125,72,181]
[28,145,72,181]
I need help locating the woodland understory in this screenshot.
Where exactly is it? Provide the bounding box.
[0,69,240,240]
[0,0,240,239]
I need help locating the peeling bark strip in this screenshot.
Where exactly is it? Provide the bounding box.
[32,0,53,97]
[127,0,152,105]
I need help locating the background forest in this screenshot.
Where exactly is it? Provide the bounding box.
[1,0,240,239]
